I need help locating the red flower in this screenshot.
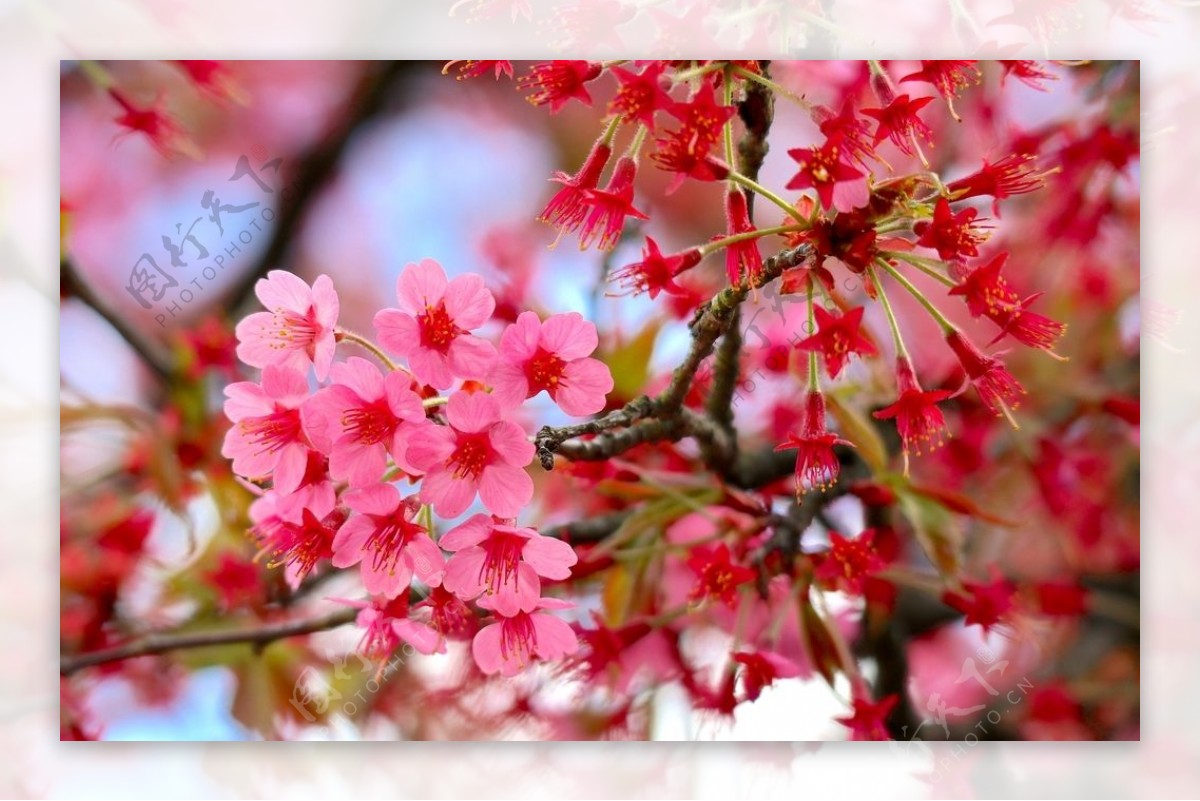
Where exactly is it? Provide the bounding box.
[815,530,885,595]
[108,89,199,160]
[518,60,603,112]
[836,688,898,741]
[813,102,876,170]
[945,330,1025,420]
[538,139,613,233]
[914,198,989,261]
[794,305,877,379]
[578,156,649,250]
[722,189,763,284]
[650,131,730,190]
[1033,580,1088,617]
[204,553,263,612]
[443,60,514,80]
[861,94,935,155]
[775,391,854,494]
[173,60,247,104]
[667,83,736,153]
[873,357,953,457]
[949,253,1065,353]
[785,142,864,210]
[942,570,1016,634]
[899,60,980,119]
[609,62,673,129]
[999,60,1057,91]
[946,154,1050,215]
[732,650,803,702]
[610,237,702,299]
[686,542,755,608]
[801,210,878,274]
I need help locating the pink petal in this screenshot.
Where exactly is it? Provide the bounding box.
[532,612,580,661]
[310,274,340,329]
[487,421,535,466]
[420,468,478,519]
[384,372,424,422]
[330,356,384,401]
[439,513,494,551]
[261,364,309,404]
[344,482,400,516]
[362,553,412,598]
[272,442,310,494]
[539,312,598,360]
[394,619,443,655]
[233,312,279,369]
[442,272,495,330]
[396,259,448,315]
[373,309,420,357]
[478,463,532,518]
[471,622,506,675]
[522,534,578,580]
[223,380,273,422]
[498,311,542,361]
[404,425,455,471]
[300,385,354,454]
[556,357,614,416]
[405,534,446,587]
[446,391,500,434]
[331,515,373,567]
[255,270,312,313]
[441,545,487,599]
[330,439,387,488]
[447,335,498,383]
[487,359,530,411]
[407,346,455,390]
[311,333,335,382]
[489,562,541,617]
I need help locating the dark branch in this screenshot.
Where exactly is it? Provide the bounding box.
[60,608,357,675]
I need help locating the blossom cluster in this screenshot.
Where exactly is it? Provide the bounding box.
[221,261,613,676]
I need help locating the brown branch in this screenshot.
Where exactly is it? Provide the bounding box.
[60,257,174,381]
[60,608,357,676]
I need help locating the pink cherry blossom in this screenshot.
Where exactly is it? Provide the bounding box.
[332,483,446,598]
[471,596,579,677]
[301,357,425,487]
[489,311,614,416]
[440,513,577,616]
[221,365,312,493]
[335,595,443,659]
[373,259,498,389]
[405,391,534,518]
[235,270,339,380]
[248,489,340,588]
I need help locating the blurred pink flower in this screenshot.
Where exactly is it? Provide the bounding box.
[472,597,579,676]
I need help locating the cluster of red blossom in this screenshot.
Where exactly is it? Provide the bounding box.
[223,262,613,676]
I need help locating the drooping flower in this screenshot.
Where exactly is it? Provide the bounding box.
[941,570,1016,634]
[608,62,673,128]
[472,596,579,676]
[785,142,865,211]
[405,390,534,518]
[301,357,425,487]
[732,650,804,702]
[946,154,1051,215]
[332,483,445,598]
[249,491,341,587]
[815,530,885,595]
[235,270,340,381]
[374,259,497,389]
[686,542,755,608]
[948,254,1065,354]
[650,129,730,191]
[517,60,603,112]
[489,311,613,416]
[442,60,514,80]
[173,60,248,104]
[221,365,312,492]
[945,330,1025,421]
[873,356,953,457]
[794,305,878,379]
[441,513,577,616]
[813,102,876,171]
[722,188,763,285]
[836,687,898,741]
[577,156,649,251]
[775,391,855,495]
[666,82,736,153]
[899,60,980,120]
[338,594,442,661]
[610,237,702,299]
[861,94,935,156]
[999,60,1057,91]
[108,88,201,159]
[914,198,989,261]
[539,139,614,232]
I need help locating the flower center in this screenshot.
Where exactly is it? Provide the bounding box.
[365,514,421,576]
[525,348,566,395]
[240,407,302,456]
[449,432,491,479]
[270,307,320,355]
[418,302,460,351]
[342,399,398,445]
[479,531,525,595]
[499,612,537,667]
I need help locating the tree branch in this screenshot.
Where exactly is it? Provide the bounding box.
[60,608,358,676]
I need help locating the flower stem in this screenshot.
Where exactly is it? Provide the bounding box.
[722,67,737,168]
[698,224,802,256]
[732,65,812,109]
[335,328,403,373]
[807,282,820,391]
[727,171,806,224]
[421,395,448,409]
[883,251,957,287]
[877,259,957,333]
[868,263,910,359]
[625,123,648,159]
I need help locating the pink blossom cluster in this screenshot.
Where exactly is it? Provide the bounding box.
[221,261,613,676]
